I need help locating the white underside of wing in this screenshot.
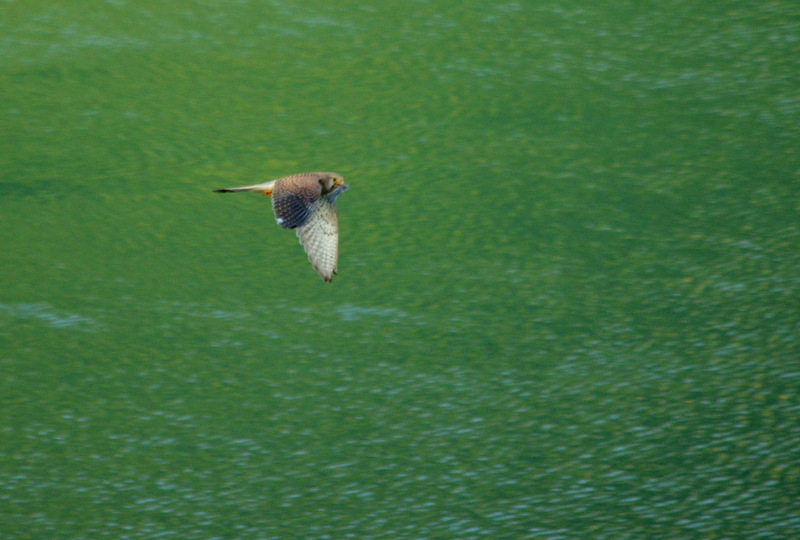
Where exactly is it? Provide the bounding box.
[296,199,339,281]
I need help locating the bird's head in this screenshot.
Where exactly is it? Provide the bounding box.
[318,172,348,201]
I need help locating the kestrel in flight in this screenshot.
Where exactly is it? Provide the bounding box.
[214,172,349,282]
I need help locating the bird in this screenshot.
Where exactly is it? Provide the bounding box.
[214,172,349,282]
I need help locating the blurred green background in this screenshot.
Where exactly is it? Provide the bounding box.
[1,1,799,538]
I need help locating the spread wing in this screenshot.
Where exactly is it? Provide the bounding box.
[296,198,339,282]
[271,175,322,229]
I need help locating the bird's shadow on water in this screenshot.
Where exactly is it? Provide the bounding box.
[0,180,87,200]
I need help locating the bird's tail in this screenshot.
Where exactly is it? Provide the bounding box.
[213,180,276,196]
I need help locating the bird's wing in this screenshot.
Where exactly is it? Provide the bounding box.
[271,175,322,229]
[296,199,339,282]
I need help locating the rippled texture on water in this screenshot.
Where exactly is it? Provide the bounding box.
[1,1,799,538]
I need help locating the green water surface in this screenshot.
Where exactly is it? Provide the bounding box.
[1,1,799,538]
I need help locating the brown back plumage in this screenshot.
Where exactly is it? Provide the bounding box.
[271,173,327,229]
